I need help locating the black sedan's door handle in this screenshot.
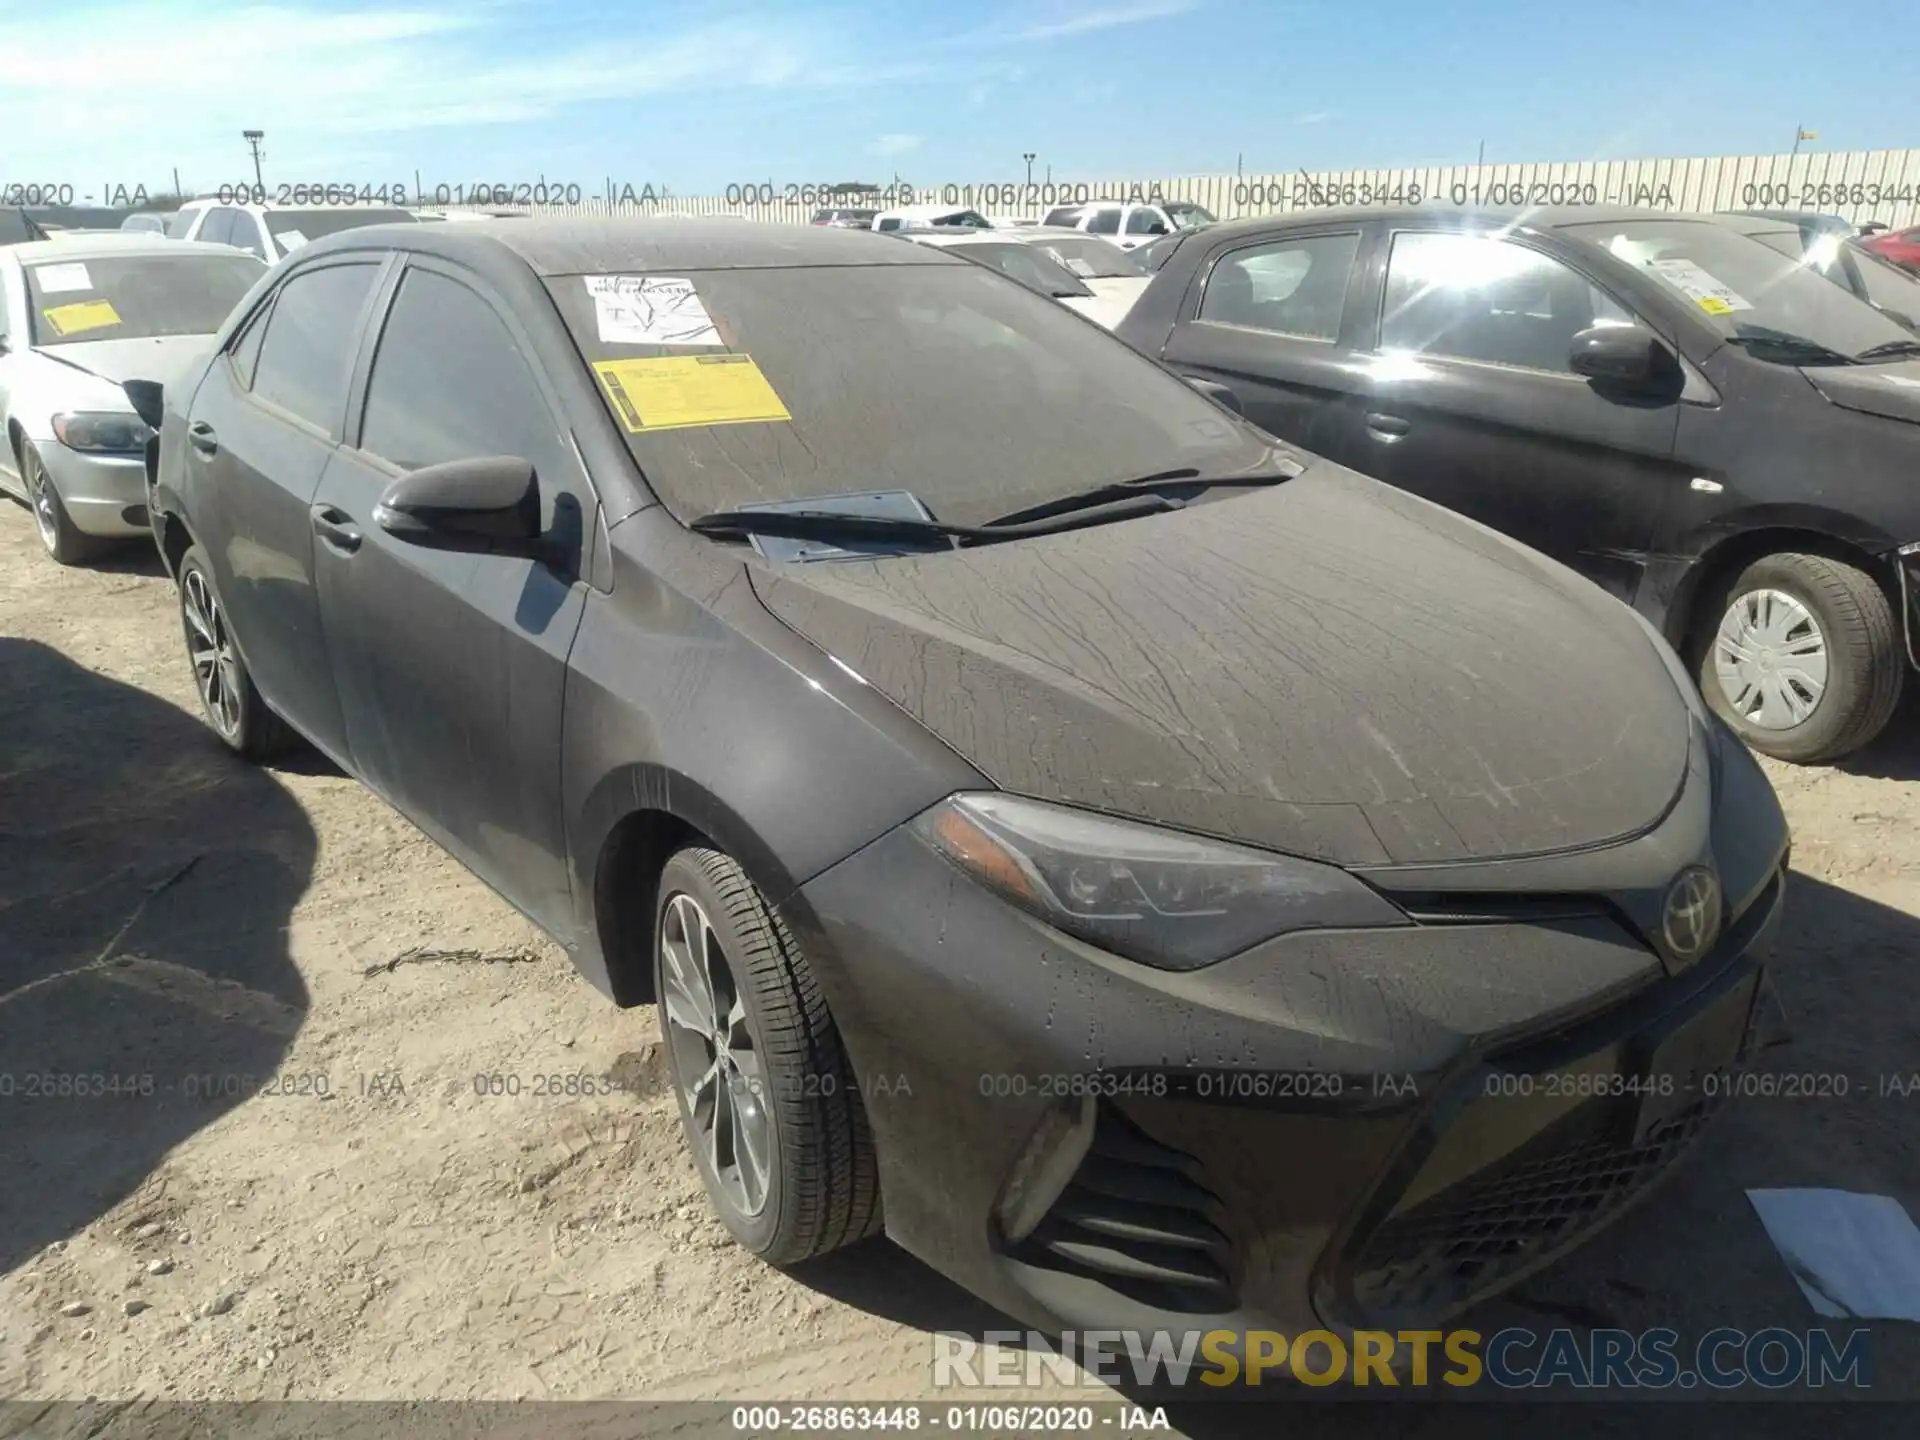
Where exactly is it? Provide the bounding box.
[187,421,219,455]
[310,504,363,554]
[1364,412,1411,438]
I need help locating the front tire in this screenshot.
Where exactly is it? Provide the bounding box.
[1695,551,1902,764]
[21,442,108,567]
[176,543,297,760]
[653,844,881,1264]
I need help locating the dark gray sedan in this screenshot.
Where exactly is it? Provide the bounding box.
[140,218,1787,1337]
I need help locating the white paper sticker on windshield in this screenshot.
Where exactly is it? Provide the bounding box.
[33,262,92,294]
[277,230,309,251]
[585,275,722,346]
[1062,257,1096,277]
[1648,258,1753,316]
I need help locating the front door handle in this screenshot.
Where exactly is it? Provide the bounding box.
[1365,412,1411,438]
[187,421,218,455]
[311,504,362,554]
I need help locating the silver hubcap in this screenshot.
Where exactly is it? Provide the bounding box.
[182,568,244,740]
[27,454,57,552]
[1713,587,1829,731]
[659,892,772,1218]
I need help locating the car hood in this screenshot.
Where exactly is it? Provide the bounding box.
[751,464,1691,868]
[1803,357,1920,426]
[34,335,214,398]
[1059,292,1143,330]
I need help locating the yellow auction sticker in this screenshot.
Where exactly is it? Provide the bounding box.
[41,300,122,336]
[1696,297,1734,316]
[593,354,792,433]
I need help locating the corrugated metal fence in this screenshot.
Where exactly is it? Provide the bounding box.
[425,149,1920,228]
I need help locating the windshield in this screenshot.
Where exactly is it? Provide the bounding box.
[1848,244,1920,328]
[1561,217,1916,359]
[1025,235,1141,278]
[1165,203,1216,230]
[547,263,1269,530]
[264,208,416,247]
[945,243,1093,297]
[26,252,265,344]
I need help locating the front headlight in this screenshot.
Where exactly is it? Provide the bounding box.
[909,793,1407,970]
[52,411,151,454]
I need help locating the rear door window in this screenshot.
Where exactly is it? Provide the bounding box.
[249,262,383,434]
[1200,233,1362,341]
[1086,208,1121,235]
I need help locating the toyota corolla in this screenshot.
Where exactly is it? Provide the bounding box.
[140,218,1789,1337]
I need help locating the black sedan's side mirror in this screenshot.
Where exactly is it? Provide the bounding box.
[1569,323,1671,388]
[1184,375,1244,415]
[374,455,544,555]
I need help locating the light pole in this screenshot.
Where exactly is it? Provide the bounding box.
[1023,152,1036,186]
[242,130,265,198]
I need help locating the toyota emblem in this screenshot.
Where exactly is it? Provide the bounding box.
[1661,866,1722,964]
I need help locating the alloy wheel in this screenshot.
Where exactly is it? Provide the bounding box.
[26,452,58,554]
[659,891,773,1218]
[1712,587,1830,731]
[182,568,244,741]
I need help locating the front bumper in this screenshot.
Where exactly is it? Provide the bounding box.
[788,776,1785,1338]
[34,441,149,536]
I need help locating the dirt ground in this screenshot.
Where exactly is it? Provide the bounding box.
[2,498,1918,1432]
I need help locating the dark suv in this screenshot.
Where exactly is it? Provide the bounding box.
[1118,207,1920,764]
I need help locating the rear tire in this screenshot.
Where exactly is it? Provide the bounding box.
[176,543,298,760]
[653,845,881,1264]
[22,442,109,567]
[1694,551,1902,764]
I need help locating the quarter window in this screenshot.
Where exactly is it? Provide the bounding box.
[1085,208,1121,235]
[1199,233,1361,341]
[249,262,381,432]
[1382,232,1636,373]
[359,268,567,482]
[1124,208,1167,236]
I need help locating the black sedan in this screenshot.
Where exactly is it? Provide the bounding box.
[138,217,1786,1338]
[1117,206,1920,765]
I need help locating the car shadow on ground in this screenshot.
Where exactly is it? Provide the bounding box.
[83,542,168,579]
[1835,684,1920,781]
[796,869,1920,1438]
[0,637,315,1274]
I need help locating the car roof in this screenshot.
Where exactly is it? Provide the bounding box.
[3,236,250,263]
[303,215,963,274]
[876,203,988,220]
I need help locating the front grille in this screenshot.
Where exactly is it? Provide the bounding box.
[1331,972,1765,1325]
[1009,1105,1237,1313]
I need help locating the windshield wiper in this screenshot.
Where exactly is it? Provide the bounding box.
[1723,328,1858,365]
[1854,338,1920,362]
[981,462,1302,529]
[690,493,1179,550]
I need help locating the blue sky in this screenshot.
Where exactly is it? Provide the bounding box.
[3,0,1916,200]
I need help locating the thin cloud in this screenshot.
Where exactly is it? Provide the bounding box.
[869,133,924,158]
[947,0,1200,47]
[1295,110,1340,126]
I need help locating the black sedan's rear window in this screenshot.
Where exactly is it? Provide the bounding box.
[546,263,1267,530]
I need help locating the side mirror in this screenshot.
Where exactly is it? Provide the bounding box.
[122,379,165,431]
[1184,376,1244,415]
[1569,323,1668,388]
[373,455,543,554]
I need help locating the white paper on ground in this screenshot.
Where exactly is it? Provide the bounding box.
[585,275,722,345]
[32,262,93,294]
[1747,1188,1920,1320]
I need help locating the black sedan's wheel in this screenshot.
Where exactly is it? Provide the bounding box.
[22,443,107,567]
[176,543,297,760]
[653,845,880,1263]
[1696,551,1902,764]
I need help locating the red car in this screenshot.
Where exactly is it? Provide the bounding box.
[1863,225,1920,272]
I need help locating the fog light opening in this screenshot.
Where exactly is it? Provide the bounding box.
[993,1093,1097,1244]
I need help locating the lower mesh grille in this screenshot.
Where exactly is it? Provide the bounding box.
[1011,1106,1237,1313]
[1345,1099,1716,1319]
[1337,982,1764,1323]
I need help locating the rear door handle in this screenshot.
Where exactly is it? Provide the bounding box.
[310,504,362,554]
[187,421,218,455]
[1365,412,1411,438]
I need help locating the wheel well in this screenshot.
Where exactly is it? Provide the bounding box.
[7,419,22,467]
[155,510,194,580]
[1671,527,1895,665]
[593,809,703,1007]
